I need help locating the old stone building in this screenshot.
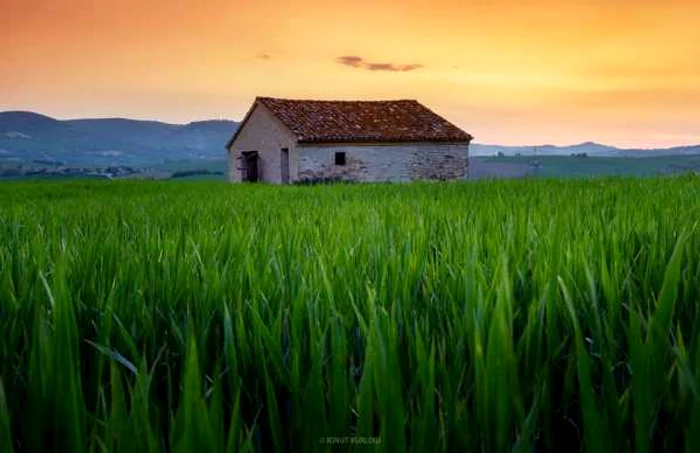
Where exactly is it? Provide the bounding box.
[226,97,473,184]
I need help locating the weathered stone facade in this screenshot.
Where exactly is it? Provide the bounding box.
[297,143,469,183]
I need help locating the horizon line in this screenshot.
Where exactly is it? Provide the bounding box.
[1,109,698,151]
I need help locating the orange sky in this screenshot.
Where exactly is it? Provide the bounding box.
[2,0,699,147]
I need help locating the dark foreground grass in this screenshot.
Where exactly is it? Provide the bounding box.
[2,178,700,452]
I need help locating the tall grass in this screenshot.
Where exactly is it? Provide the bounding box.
[1,177,700,452]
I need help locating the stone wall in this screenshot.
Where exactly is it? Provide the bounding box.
[227,104,299,183]
[410,143,469,180]
[298,142,469,183]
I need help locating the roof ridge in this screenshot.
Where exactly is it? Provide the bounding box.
[257,96,419,104]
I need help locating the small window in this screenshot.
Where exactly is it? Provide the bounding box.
[335,152,346,166]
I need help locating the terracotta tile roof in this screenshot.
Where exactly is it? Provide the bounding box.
[228,97,473,147]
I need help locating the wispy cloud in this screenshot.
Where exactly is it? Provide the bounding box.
[336,55,422,72]
[337,56,363,67]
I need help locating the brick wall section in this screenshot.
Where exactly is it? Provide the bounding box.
[227,104,299,183]
[298,142,469,182]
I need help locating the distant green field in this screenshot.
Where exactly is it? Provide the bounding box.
[2,179,700,452]
[150,158,227,173]
[153,155,700,180]
[0,158,228,181]
[168,173,228,181]
[474,155,700,178]
[5,155,700,182]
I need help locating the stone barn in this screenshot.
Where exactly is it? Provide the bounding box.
[226,97,473,184]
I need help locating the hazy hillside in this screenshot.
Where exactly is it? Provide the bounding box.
[2,111,700,174]
[471,141,700,157]
[0,111,238,166]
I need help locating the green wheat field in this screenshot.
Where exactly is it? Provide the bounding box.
[2,178,700,452]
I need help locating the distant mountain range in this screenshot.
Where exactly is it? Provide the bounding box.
[470,142,700,157]
[0,111,238,166]
[1,111,699,167]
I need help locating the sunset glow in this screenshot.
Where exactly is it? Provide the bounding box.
[3,0,700,147]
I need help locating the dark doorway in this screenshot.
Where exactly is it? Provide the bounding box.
[281,148,290,184]
[241,151,259,182]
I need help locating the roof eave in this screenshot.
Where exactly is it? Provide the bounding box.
[297,137,474,145]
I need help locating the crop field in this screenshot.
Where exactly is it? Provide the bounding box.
[469,155,700,179]
[2,178,700,452]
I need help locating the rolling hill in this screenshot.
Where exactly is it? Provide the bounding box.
[470,141,700,157]
[0,111,238,166]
